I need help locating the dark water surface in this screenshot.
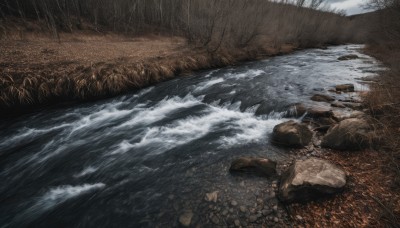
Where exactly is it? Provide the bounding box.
[0,45,384,227]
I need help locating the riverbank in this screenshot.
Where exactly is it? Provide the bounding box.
[0,32,298,117]
[283,47,400,227]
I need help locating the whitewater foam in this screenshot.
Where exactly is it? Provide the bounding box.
[194,78,225,92]
[228,69,265,79]
[117,94,201,129]
[131,103,286,154]
[74,166,99,178]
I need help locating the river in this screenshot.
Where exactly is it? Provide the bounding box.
[0,45,383,227]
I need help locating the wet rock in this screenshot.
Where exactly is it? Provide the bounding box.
[335,84,355,92]
[356,76,379,82]
[274,217,279,223]
[239,206,247,213]
[279,158,346,203]
[205,191,219,203]
[321,118,374,150]
[305,107,334,119]
[331,101,346,108]
[304,117,337,131]
[229,157,277,177]
[179,210,194,227]
[311,94,335,103]
[285,103,307,118]
[338,54,359,61]
[271,121,313,147]
[343,102,364,110]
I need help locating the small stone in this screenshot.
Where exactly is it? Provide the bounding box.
[268,192,276,199]
[231,200,238,206]
[272,205,278,211]
[239,206,247,213]
[211,216,220,225]
[222,210,228,216]
[179,210,193,227]
[234,219,241,227]
[274,217,279,223]
[249,215,258,223]
[229,208,234,213]
[205,191,219,203]
[296,215,303,220]
[262,209,272,216]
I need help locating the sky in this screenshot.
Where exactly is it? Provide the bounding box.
[326,0,373,15]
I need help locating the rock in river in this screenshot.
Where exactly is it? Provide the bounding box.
[205,191,219,203]
[305,107,334,119]
[321,118,374,150]
[279,158,346,203]
[230,157,277,176]
[338,54,359,61]
[271,121,313,147]
[311,94,335,103]
[285,103,307,118]
[335,84,355,92]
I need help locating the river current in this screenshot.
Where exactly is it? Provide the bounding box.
[0,45,384,227]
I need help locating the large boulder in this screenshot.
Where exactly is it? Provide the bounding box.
[279,158,346,203]
[229,157,277,177]
[311,94,335,103]
[272,121,313,147]
[336,84,355,92]
[321,118,374,150]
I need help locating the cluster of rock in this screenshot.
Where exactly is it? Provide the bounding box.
[232,83,374,204]
[179,82,375,226]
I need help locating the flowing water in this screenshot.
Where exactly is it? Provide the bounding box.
[0,45,384,227]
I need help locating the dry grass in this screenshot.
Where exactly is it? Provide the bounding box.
[0,32,296,116]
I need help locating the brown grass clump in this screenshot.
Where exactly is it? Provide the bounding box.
[0,34,297,116]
